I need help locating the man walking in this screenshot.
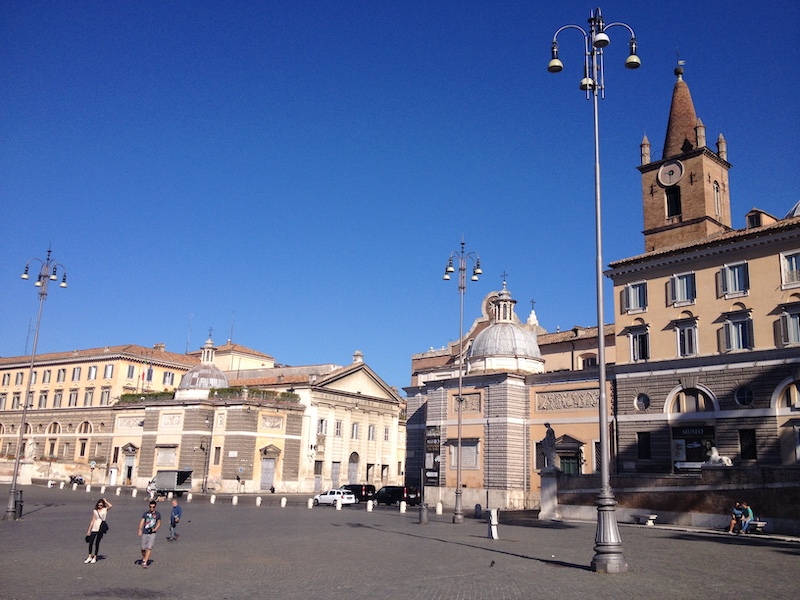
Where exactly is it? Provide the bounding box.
[167,498,182,541]
[138,501,161,569]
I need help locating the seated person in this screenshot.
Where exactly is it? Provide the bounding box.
[728,502,743,534]
[740,502,754,534]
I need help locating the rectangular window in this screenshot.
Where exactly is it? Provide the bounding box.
[670,272,696,305]
[666,186,682,218]
[2,373,9,386]
[79,439,88,458]
[42,369,51,384]
[68,390,78,407]
[57,368,66,383]
[83,389,94,407]
[677,321,698,357]
[384,426,390,442]
[53,390,63,408]
[112,446,120,464]
[0,393,6,410]
[317,418,327,435]
[630,329,650,361]
[145,367,153,382]
[351,423,359,439]
[449,441,479,469]
[163,371,175,386]
[334,420,342,437]
[71,367,81,382]
[724,316,754,351]
[126,365,135,379]
[739,429,757,460]
[721,262,750,297]
[368,425,376,441]
[15,372,24,385]
[781,310,800,345]
[99,388,111,406]
[87,366,97,380]
[781,250,800,287]
[12,392,21,409]
[48,439,57,457]
[26,391,33,408]
[103,364,114,379]
[637,432,652,459]
[623,282,648,313]
[38,391,48,409]
[31,371,37,385]
[213,446,222,466]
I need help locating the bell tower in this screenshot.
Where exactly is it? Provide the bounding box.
[638,65,732,252]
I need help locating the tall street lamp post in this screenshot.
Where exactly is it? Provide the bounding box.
[547,7,640,573]
[443,240,481,524]
[4,248,68,521]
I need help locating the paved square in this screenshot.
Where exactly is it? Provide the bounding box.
[1,485,797,599]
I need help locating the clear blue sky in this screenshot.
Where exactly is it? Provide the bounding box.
[2,1,798,393]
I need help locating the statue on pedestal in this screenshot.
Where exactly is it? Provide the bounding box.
[541,423,557,470]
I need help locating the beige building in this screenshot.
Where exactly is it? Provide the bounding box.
[608,66,800,472]
[0,343,197,483]
[406,281,612,510]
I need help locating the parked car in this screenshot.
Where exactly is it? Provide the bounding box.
[340,484,376,503]
[375,485,420,506]
[313,489,356,506]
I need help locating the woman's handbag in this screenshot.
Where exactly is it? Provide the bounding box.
[85,535,92,543]
[99,519,109,534]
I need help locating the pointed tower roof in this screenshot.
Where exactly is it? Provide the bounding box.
[663,64,698,159]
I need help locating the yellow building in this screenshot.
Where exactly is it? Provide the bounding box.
[608,66,800,471]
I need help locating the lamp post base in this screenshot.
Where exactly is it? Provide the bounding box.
[453,490,464,524]
[590,490,628,573]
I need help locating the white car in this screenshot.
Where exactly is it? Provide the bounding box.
[313,489,356,506]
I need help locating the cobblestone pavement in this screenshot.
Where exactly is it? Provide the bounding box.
[1,485,798,600]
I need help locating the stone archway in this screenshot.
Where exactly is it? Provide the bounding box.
[260,445,281,491]
[347,452,360,484]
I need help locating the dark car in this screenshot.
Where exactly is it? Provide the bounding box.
[340,484,376,503]
[375,485,420,506]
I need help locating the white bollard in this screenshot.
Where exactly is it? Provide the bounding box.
[232,495,238,505]
[436,501,443,515]
[256,496,262,506]
[366,500,373,512]
[307,498,314,509]
[487,508,499,540]
[100,486,106,494]
[167,491,173,500]
[399,501,407,513]
[281,497,287,508]
[116,487,122,496]
[336,497,342,510]
[186,493,193,502]
[47,480,53,488]
[86,485,91,493]
[72,483,78,491]
[210,494,216,504]
[59,482,65,489]
[132,488,138,497]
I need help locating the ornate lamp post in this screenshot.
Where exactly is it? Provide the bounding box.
[443,240,482,524]
[547,7,640,573]
[4,248,68,521]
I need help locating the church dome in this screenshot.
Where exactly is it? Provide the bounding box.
[178,363,229,391]
[470,322,541,359]
[467,281,544,375]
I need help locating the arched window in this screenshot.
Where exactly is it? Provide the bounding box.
[780,381,799,408]
[670,388,714,413]
[47,422,62,435]
[77,421,92,434]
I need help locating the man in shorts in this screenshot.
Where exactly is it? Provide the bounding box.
[138,501,162,568]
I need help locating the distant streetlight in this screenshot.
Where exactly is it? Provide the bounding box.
[547,7,640,573]
[443,240,482,524]
[4,248,68,521]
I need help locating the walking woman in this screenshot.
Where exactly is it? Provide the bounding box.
[85,497,112,564]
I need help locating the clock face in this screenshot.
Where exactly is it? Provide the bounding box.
[658,160,684,186]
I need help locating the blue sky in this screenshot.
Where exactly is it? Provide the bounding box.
[2,1,798,393]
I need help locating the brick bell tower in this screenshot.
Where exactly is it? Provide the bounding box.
[638,64,733,252]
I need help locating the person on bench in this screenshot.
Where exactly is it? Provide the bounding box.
[728,502,743,534]
[740,502,754,534]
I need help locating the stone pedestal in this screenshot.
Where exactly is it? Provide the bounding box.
[538,468,560,521]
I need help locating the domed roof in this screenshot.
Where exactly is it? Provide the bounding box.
[178,362,229,390]
[470,322,541,359]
